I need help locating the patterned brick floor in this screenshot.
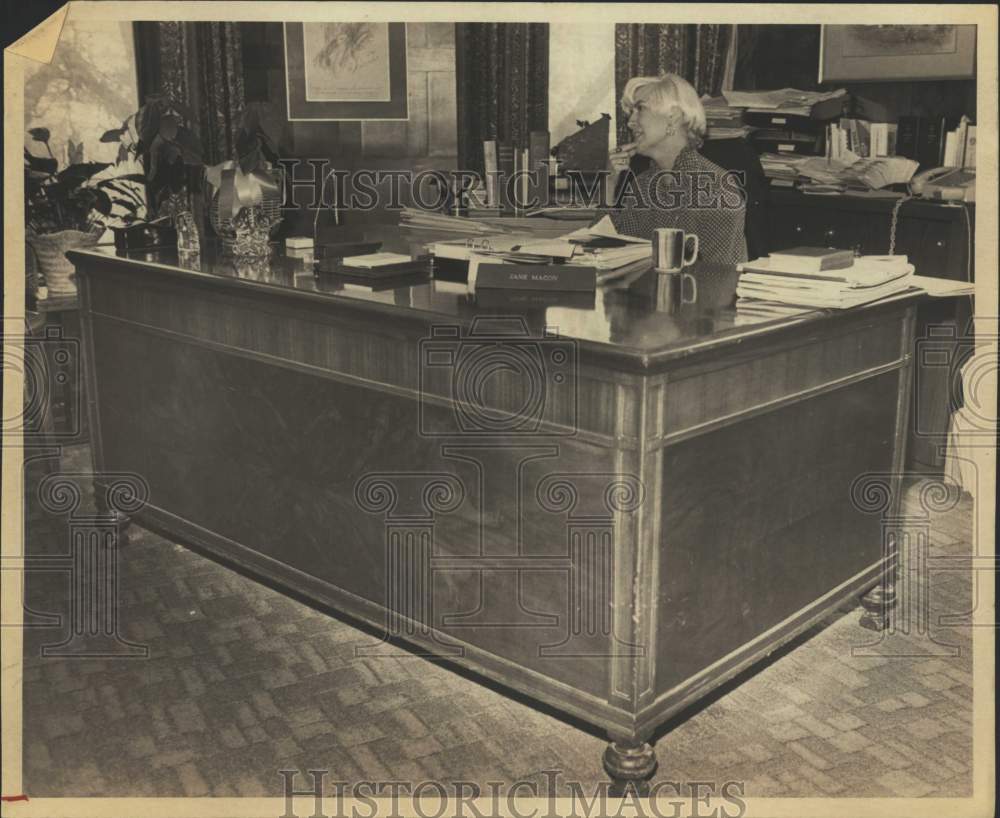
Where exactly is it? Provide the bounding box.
[19,445,975,798]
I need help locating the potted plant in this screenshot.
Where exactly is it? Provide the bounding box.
[99,92,206,247]
[25,128,146,294]
[204,104,283,253]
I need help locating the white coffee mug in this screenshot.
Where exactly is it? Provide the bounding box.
[653,228,699,272]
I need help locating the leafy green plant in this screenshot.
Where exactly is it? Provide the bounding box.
[25,127,146,234]
[204,103,284,238]
[233,103,280,174]
[100,92,205,213]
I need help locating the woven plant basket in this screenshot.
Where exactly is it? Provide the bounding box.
[207,176,283,252]
[27,229,101,295]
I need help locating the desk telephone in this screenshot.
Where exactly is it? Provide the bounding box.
[909,166,976,202]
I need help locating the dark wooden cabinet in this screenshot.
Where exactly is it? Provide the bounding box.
[766,188,975,473]
[767,188,974,279]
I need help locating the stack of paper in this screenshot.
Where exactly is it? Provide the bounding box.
[760,152,919,191]
[723,88,847,117]
[478,213,594,238]
[702,95,752,140]
[760,153,806,185]
[399,207,513,234]
[734,300,815,326]
[737,255,915,309]
[562,216,652,270]
[911,276,975,297]
[429,236,574,265]
[838,157,919,189]
[428,216,652,275]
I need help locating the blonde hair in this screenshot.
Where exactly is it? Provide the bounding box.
[621,74,707,149]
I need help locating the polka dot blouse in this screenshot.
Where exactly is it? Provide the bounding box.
[606,148,749,265]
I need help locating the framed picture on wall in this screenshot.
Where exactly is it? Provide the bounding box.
[284,22,408,120]
[820,25,976,82]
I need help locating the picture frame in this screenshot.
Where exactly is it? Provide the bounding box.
[284,22,408,121]
[819,25,976,82]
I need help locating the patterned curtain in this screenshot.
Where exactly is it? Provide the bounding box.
[455,23,549,174]
[134,22,245,165]
[614,24,734,145]
[734,26,761,91]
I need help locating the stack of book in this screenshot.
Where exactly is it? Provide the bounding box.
[736,247,916,309]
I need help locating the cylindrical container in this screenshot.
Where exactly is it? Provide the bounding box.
[27,229,101,295]
[653,228,699,273]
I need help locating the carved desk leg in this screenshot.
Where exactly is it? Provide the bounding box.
[860,538,897,632]
[860,577,896,631]
[603,736,657,797]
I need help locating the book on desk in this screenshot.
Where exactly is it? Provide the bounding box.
[737,252,915,309]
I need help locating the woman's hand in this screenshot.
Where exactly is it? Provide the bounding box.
[607,142,637,174]
[604,142,637,206]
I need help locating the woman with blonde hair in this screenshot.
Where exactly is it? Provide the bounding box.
[605,73,748,264]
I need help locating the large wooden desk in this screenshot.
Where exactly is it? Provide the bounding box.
[68,230,919,792]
